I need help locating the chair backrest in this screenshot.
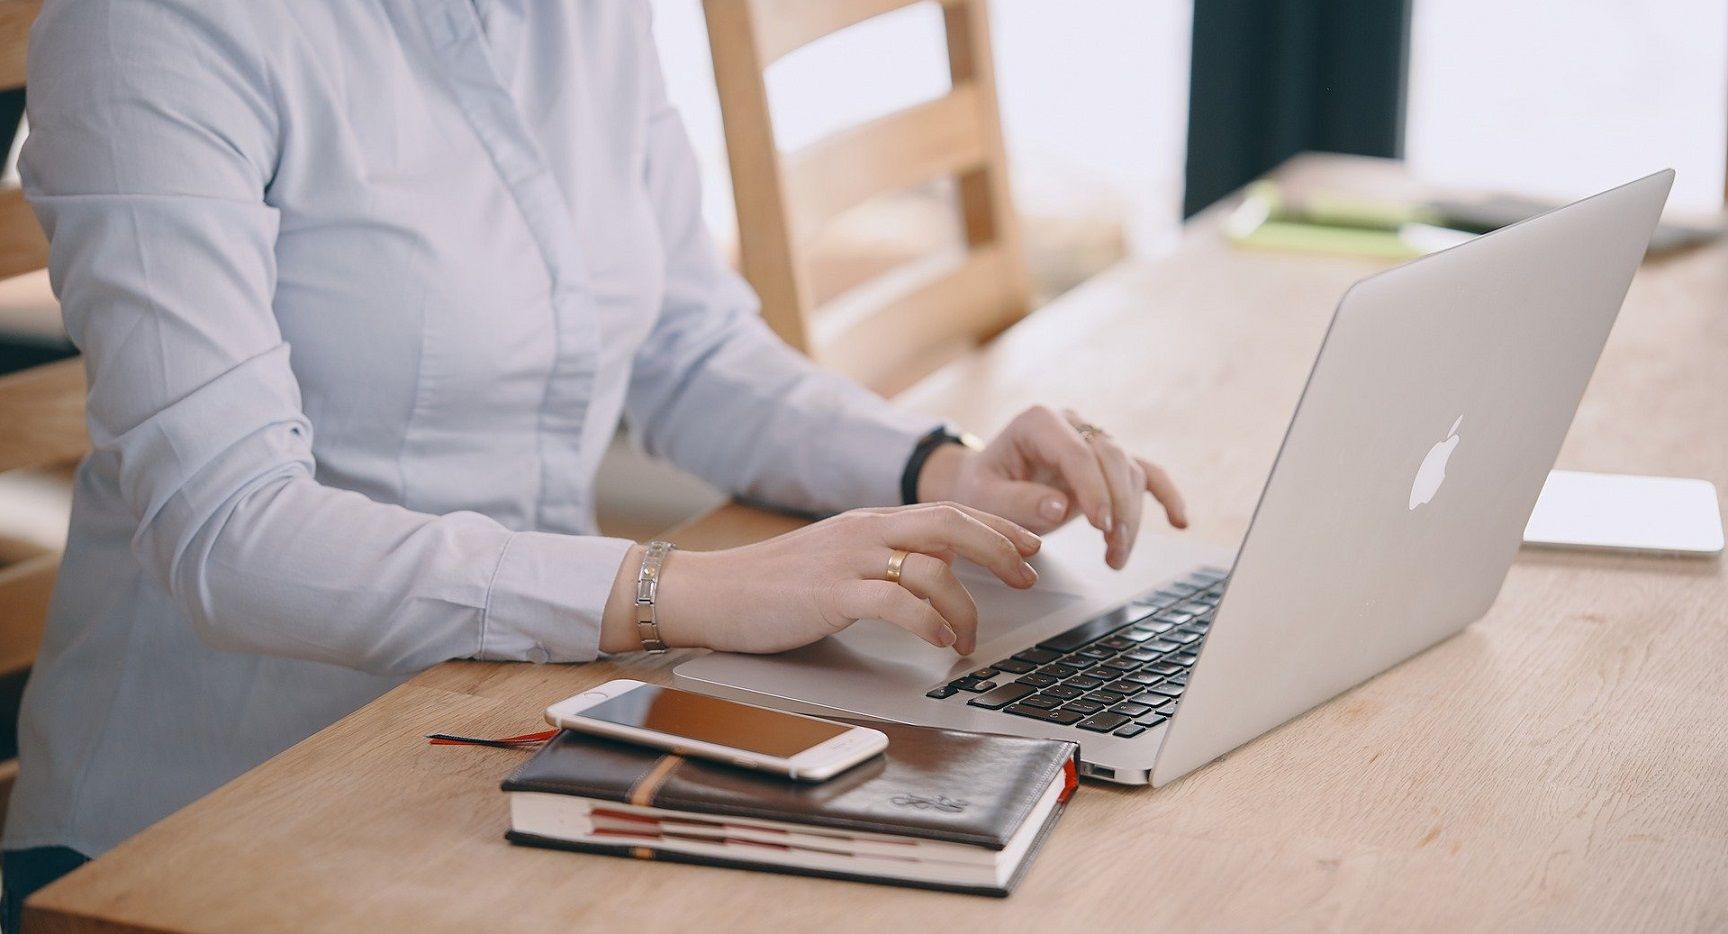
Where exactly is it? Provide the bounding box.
[0,0,73,830]
[703,0,1032,394]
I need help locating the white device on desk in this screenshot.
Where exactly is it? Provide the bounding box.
[546,680,887,781]
[1525,470,1723,555]
[677,171,1675,786]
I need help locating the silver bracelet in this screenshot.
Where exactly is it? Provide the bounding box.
[635,541,675,654]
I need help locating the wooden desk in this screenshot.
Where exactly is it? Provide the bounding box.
[29,155,1728,932]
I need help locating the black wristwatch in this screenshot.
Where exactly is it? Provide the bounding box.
[900,425,983,505]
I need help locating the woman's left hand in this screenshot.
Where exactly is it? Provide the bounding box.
[916,405,1188,570]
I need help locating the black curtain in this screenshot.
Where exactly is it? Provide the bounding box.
[1184,0,1411,217]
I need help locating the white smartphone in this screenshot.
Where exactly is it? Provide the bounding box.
[544,680,888,781]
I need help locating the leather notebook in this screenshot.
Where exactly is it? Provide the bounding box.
[502,720,1079,896]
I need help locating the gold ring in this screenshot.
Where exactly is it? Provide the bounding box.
[1073,421,1107,442]
[885,549,910,584]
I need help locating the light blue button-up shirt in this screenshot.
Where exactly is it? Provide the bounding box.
[8,0,934,855]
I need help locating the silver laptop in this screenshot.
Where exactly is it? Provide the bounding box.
[677,170,1673,786]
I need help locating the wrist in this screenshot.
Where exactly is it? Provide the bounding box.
[647,548,714,651]
[915,442,972,503]
[598,543,648,654]
[599,544,720,654]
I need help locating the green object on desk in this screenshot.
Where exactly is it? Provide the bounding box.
[1224,180,1469,260]
[1226,179,1725,260]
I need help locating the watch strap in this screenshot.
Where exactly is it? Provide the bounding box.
[635,541,675,654]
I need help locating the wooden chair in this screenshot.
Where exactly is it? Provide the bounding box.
[704,0,1033,395]
[0,0,80,834]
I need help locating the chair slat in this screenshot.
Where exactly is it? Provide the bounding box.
[0,187,48,282]
[0,551,56,676]
[0,0,38,91]
[746,0,959,64]
[0,356,86,474]
[785,85,986,246]
[811,244,1011,391]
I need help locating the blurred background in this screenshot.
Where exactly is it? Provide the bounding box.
[595,0,1728,537]
[0,0,1724,542]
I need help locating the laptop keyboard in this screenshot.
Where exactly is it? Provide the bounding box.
[924,566,1228,739]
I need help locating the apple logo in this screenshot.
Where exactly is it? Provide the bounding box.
[1409,414,1463,510]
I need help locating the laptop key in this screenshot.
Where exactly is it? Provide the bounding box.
[1134,714,1169,728]
[1112,702,1154,717]
[925,686,957,699]
[958,679,998,693]
[1044,685,1084,700]
[1063,700,1105,715]
[1015,673,1058,688]
[1104,681,1145,697]
[1146,683,1184,698]
[1086,690,1127,705]
[1018,693,1062,710]
[1099,636,1136,651]
[1145,663,1182,677]
[1077,712,1132,733]
[1121,629,1157,643]
[1014,648,1062,665]
[1066,676,1105,691]
[1166,632,1201,645]
[991,658,1037,675]
[1059,655,1099,670]
[1077,646,1116,660]
[1124,649,1160,662]
[1123,671,1163,686]
[1004,703,1084,725]
[1176,652,1200,666]
[969,668,1000,680]
[1035,609,1137,653]
[1114,724,1147,738]
[1038,663,1080,679]
[967,683,1038,710]
[1101,658,1138,672]
[1145,640,1183,653]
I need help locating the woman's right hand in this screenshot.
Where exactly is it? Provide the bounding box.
[601,503,1041,657]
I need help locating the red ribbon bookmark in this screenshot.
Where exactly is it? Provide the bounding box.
[426,729,558,749]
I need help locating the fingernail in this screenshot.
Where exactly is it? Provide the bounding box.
[1019,561,1037,584]
[1100,514,1114,535]
[1040,497,1066,522]
[936,625,957,647]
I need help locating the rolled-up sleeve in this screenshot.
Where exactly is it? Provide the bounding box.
[25,0,629,676]
[621,8,938,516]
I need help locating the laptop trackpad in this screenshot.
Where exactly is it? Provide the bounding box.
[954,562,1086,641]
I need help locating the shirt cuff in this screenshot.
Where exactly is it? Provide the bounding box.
[832,407,945,511]
[480,530,635,663]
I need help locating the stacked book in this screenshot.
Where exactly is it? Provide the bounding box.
[503,720,1078,896]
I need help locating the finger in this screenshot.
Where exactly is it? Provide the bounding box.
[877,504,1037,588]
[941,501,1042,555]
[1091,440,1144,569]
[837,580,961,651]
[845,504,1040,555]
[1137,456,1189,529]
[1023,407,1112,534]
[895,552,979,654]
[971,478,1072,535]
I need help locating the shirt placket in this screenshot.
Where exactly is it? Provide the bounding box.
[418,0,598,532]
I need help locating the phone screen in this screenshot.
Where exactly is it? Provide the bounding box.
[579,685,850,759]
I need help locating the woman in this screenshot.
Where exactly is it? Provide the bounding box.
[1,0,1186,919]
